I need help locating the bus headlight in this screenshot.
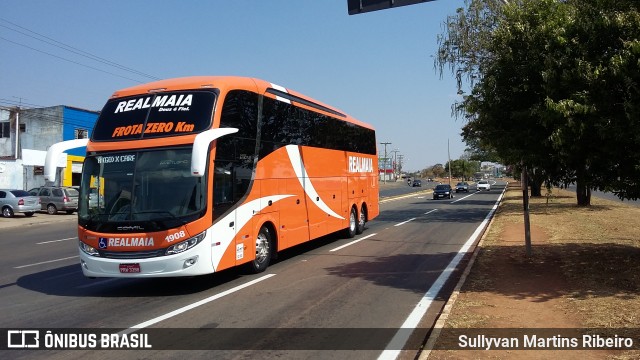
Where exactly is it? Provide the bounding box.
[166,231,206,255]
[79,241,100,256]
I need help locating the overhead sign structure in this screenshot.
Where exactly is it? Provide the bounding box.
[348,0,436,15]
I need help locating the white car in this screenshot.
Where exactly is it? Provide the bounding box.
[477,180,491,191]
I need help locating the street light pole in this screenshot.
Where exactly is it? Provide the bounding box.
[448,138,453,188]
[391,149,399,179]
[380,142,391,184]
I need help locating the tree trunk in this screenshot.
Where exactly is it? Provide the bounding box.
[530,177,543,197]
[575,180,592,206]
[527,168,545,197]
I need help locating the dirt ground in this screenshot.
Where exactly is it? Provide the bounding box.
[427,183,640,359]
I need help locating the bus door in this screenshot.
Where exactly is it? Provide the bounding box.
[212,161,257,269]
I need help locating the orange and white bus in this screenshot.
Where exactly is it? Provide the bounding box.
[44,76,379,277]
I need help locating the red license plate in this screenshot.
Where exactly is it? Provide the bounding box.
[119,263,141,273]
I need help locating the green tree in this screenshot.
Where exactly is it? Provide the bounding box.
[542,0,640,204]
[445,158,481,179]
[436,0,640,205]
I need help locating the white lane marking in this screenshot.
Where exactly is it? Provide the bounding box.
[394,218,416,227]
[14,256,79,269]
[330,233,378,252]
[377,186,506,360]
[424,209,438,215]
[119,273,276,335]
[450,191,478,204]
[76,278,121,289]
[380,192,427,204]
[37,237,77,245]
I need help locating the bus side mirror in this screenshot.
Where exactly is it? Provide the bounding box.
[44,139,89,183]
[191,128,239,177]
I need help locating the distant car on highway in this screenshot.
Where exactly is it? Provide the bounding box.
[0,189,40,218]
[412,180,422,187]
[433,184,453,199]
[477,180,491,191]
[455,182,469,193]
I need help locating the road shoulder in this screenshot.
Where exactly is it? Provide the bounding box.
[425,185,640,359]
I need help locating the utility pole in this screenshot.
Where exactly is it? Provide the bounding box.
[380,142,391,184]
[9,107,21,160]
[391,149,399,179]
[522,162,532,256]
[447,138,453,188]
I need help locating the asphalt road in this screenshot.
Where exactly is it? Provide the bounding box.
[1,182,506,360]
[379,179,446,198]
[563,184,640,207]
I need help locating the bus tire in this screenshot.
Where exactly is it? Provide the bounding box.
[356,204,366,235]
[345,206,357,238]
[248,225,273,273]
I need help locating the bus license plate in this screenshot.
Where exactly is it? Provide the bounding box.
[119,263,141,273]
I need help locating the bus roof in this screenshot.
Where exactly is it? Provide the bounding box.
[109,76,373,130]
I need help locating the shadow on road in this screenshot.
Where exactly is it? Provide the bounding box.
[322,241,640,301]
[13,231,348,298]
[14,264,246,298]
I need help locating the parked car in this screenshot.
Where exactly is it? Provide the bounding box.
[412,179,422,187]
[88,187,103,208]
[433,184,453,199]
[455,182,469,193]
[28,186,79,214]
[0,189,40,218]
[477,180,491,191]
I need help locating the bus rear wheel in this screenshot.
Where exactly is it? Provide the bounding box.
[248,225,272,273]
[345,207,357,238]
[356,205,366,235]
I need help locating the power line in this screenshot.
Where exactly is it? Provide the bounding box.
[0,102,97,130]
[0,19,159,81]
[0,18,160,81]
[0,36,148,84]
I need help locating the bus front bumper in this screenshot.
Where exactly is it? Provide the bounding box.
[79,241,214,278]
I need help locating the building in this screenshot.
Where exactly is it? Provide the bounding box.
[0,105,98,190]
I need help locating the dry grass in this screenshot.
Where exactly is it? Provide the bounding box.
[430,185,640,359]
[497,187,640,328]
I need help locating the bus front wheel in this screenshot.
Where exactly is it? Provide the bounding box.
[248,225,273,273]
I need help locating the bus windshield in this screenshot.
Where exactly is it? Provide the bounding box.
[79,147,206,230]
[91,90,216,141]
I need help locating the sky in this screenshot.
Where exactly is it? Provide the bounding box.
[0,0,468,173]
